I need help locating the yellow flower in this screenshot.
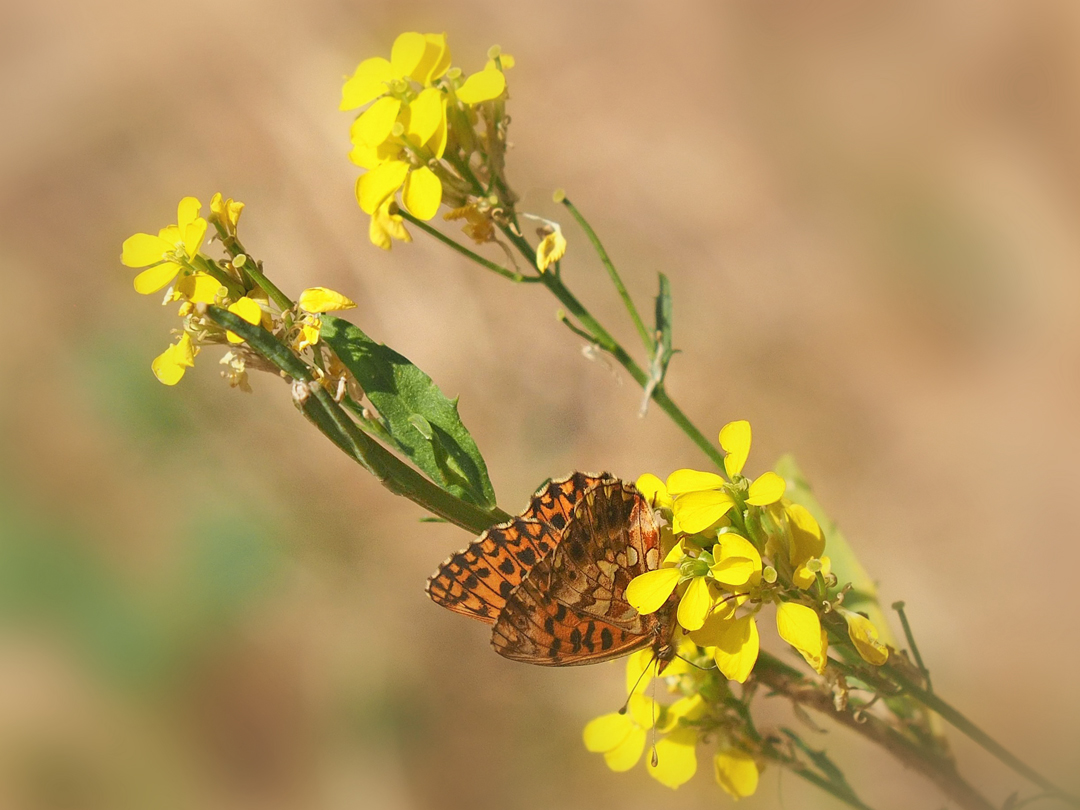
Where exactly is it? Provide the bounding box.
[583,694,657,772]
[340,32,451,111]
[689,610,759,683]
[775,601,828,674]
[122,197,207,295]
[626,542,716,632]
[536,226,567,272]
[585,693,702,790]
[840,608,889,666]
[714,750,759,799]
[209,192,244,236]
[668,420,786,534]
[298,287,358,313]
[152,333,198,386]
[369,199,413,250]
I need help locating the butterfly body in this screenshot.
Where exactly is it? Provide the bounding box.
[427,473,678,667]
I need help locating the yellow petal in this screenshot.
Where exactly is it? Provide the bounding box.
[715,751,759,799]
[787,503,825,565]
[210,193,244,232]
[352,96,402,147]
[340,57,392,110]
[672,490,735,534]
[647,728,698,789]
[662,538,686,566]
[176,196,202,229]
[133,262,182,294]
[226,296,262,344]
[406,87,445,146]
[151,333,196,386]
[626,568,680,615]
[369,199,411,249]
[536,229,567,271]
[625,649,656,695]
[295,320,321,351]
[603,727,646,772]
[719,420,751,478]
[174,272,223,304]
[666,469,725,495]
[747,471,785,506]
[677,576,713,632]
[712,615,759,683]
[666,694,706,725]
[627,694,657,730]
[842,609,889,666]
[390,32,428,79]
[356,160,409,214]
[776,602,828,674]
[456,68,506,104]
[583,712,633,753]
[636,473,673,510]
[298,287,358,313]
[402,166,443,220]
[428,107,448,159]
[687,604,735,647]
[121,232,173,267]
[710,534,762,587]
[792,562,816,590]
[420,32,451,83]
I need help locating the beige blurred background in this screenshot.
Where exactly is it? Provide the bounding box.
[2,0,1080,808]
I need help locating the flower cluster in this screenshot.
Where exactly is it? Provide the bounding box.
[341,33,515,250]
[628,420,889,683]
[121,195,357,387]
[584,646,760,799]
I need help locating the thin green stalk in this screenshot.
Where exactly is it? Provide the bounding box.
[561,196,654,353]
[213,227,294,312]
[891,600,932,691]
[398,211,541,283]
[886,667,1080,806]
[784,764,878,810]
[205,306,509,534]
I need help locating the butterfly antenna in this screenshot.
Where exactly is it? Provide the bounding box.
[674,651,716,671]
[619,651,659,714]
[649,674,659,768]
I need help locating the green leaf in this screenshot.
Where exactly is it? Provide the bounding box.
[774,454,896,647]
[320,315,496,508]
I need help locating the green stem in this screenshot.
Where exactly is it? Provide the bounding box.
[754,654,996,810]
[561,196,654,353]
[886,667,1080,806]
[785,764,878,810]
[398,211,541,283]
[891,601,932,691]
[212,226,294,312]
[205,306,509,534]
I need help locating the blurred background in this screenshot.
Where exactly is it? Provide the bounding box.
[2,0,1080,807]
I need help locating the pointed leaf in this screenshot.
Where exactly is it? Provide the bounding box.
[320,315,496,507]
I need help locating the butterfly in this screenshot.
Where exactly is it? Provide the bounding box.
[426,472,678,667]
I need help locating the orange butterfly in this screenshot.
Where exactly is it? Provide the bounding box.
[427,473,678,667]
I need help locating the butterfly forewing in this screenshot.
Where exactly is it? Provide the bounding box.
[428,472,676,667]
[425,472,612,624]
